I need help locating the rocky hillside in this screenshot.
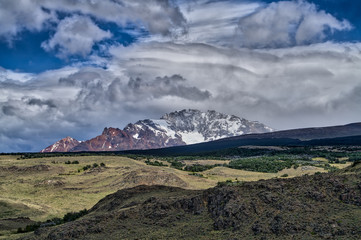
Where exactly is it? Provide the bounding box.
[41,109,273,152]
[20,162,361,240]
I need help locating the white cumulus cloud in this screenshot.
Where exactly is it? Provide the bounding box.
[41,15,112,58]
[237,0,352,48]
[0,0,55,43]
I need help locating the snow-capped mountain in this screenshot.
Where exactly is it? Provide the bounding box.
[159,109,273,143]
[41,109,274,152]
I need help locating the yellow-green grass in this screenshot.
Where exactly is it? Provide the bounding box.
[331,162,352,169]
[0,155,216,222]
[203,165,327,182]
[0,155,345,225]
[312,157,329,162]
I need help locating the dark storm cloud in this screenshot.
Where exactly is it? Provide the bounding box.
[127,75,211,101]
[27,98,56,108]
[2,105,16,116]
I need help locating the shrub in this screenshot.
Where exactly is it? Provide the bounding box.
[189,172,205,178]
[170,160,185,170]
[17,209,89,234]
[63,209,88,222]
[65,160,79,164]
[145,160,167,167]
[217,179,242,187]
[17,223,41,233]
[83,165,91,171]
[184,164,215,172]
[228,157,294,173]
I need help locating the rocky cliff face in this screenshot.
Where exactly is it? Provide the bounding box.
[41,109,273,152]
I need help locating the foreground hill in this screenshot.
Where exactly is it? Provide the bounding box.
[41,109,273,152]
[19,162,361,240]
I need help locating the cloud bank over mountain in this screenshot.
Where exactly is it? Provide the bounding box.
[0,0,360,152]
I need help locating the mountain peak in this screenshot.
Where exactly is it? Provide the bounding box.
[41,109,273,152]
[161,109,201,120]
[102,127,123,136]
[41,136,80,153]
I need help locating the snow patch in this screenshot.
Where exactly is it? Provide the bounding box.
[151,119,177,139]
[180,131,204,144]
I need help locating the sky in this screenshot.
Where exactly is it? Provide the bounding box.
[0,0,361,152]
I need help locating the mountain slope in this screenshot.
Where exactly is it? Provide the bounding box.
[41,109,273,152]
[227,122,361,141]
[21,163,361,240]
[123,122,361,156]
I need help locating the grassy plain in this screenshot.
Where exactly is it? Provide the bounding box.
[0,154,351,238]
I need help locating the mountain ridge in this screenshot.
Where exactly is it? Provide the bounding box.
[41,109,273,152]
[121,122,361,156]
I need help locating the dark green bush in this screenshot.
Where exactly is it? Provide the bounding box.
[228,157,294,173]
[63,209,88,222]
[184,164,216,172]
[170,160,185,170]
[145,160,167,166]
[83,165,92,171]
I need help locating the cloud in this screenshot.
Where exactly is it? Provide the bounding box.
[1,41,361,152]
[126,75,211,101]
[41,15,112,58]
[110,41,361,127]
[42,0,187,36]
[0,0,54,43]
[27,98,57,108]
[0,62,212,152]
[172,0,260,46]
[237,0,352,48]
[0,0,360,153]
[0,68,34,83]
[0,0,186,44]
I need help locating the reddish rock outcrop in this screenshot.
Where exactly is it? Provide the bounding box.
[41,137,80,153]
